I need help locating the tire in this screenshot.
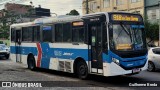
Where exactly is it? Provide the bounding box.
[5,54,9,59]
[147,61,155,72]
[28,55,36,71]
[76,61,88,79]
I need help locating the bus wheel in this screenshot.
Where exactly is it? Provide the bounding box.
[76,61,88,79]
[28,55,36,71]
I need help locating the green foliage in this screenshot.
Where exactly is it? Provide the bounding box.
[0,7,33,39]
[0,10,20,39]
[144,19,159,41]
[66,9,80,15]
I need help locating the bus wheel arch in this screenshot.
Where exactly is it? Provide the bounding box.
[27,53,36,71]
[73,57,88,79]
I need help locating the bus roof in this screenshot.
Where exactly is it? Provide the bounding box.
[10,12,142,28]
[10,15,82,28]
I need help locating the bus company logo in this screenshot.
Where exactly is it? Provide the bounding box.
[2,82,11,87]
[63,52,73,56]
[54,51,62,56]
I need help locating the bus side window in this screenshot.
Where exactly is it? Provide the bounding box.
[103,23,108,52]
[55,24,63,42]
[72,27,85,43]
[22,27,29,42]
[33,26,40,42]
[11,28,16,42]
[63,23,72,42]
[42,25,52,42]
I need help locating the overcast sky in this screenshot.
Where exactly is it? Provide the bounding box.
[0,0,83,15]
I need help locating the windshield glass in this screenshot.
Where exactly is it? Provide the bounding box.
[110,24,145,51]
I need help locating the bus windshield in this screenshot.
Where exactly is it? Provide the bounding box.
[110,24,145,51]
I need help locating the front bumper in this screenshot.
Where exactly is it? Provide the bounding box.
[0,52,9,56]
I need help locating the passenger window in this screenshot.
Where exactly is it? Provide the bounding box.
[33,26,40,42]
[63,23,72,42]
[72,27,84,42]
[11,29,16,42]
[55,24,63,42]
[42,25,52,42]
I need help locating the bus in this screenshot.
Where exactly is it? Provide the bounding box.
[10,12,148,79]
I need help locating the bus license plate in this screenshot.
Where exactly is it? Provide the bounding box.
[132,68,141,73]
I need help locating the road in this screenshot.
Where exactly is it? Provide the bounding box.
[0,59,160,90]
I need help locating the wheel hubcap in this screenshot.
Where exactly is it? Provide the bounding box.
[79,65,86,75]
[148,63,153,71]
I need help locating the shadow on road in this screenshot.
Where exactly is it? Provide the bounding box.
[32,68,147,87]
[0,57,10,61]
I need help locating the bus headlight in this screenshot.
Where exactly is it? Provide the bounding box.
[112,58,120,65]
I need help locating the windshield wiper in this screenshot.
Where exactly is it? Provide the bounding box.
[121,24,132,42]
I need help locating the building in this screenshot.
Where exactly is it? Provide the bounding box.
[145,0,160,23]
[82,0,145,16]
[0,3,34,23]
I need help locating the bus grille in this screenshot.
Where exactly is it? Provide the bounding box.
[59,61,71,72]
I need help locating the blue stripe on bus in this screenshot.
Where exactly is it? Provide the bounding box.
[10,44,147,69]
[108,50,147,68]
[131,25,144,28]
[10,43,89,69]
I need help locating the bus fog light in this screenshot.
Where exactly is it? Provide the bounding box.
[112,58,120,64]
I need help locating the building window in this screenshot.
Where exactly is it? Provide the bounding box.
[131,0,140,3]
[103,0,110,8]
[89,1,97,10]
[132,11,140,14]
[147,9,159,20]
[116,0,123,5]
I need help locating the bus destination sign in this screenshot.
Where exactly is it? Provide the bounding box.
[111,14,141,22]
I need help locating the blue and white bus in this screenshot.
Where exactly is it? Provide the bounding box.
[10,12,148,79]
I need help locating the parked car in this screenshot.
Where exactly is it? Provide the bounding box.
[0,44,10,59]
[148,47,160,71]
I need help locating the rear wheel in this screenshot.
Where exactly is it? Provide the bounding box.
[28,55,36,71]
[148,61,155,72]
[76,61,88,79]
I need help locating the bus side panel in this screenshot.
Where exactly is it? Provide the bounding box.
[20,43,38,65]
[10,42,17,63]
[47,43,89,73]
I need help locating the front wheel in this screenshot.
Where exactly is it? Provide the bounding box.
[76,61,88,79]
[28,55,36,71]
[147,61,155,72]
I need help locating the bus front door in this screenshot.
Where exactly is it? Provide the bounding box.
[90,24,103,73]
[15,30,21,63]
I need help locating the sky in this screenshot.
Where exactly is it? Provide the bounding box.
[0,0,83,16]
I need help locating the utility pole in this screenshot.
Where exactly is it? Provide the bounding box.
[86,0,89,14]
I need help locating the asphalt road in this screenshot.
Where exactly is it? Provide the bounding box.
[0,58,160,90]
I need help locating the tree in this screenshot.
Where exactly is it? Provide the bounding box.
[144,19,159,44]
[66,9,79,15]
[0,10,20,39]
[0,5,34,39]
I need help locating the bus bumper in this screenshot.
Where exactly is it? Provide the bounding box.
[103,61,148,76]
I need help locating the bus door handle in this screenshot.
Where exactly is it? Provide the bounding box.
[72,43,79,45]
